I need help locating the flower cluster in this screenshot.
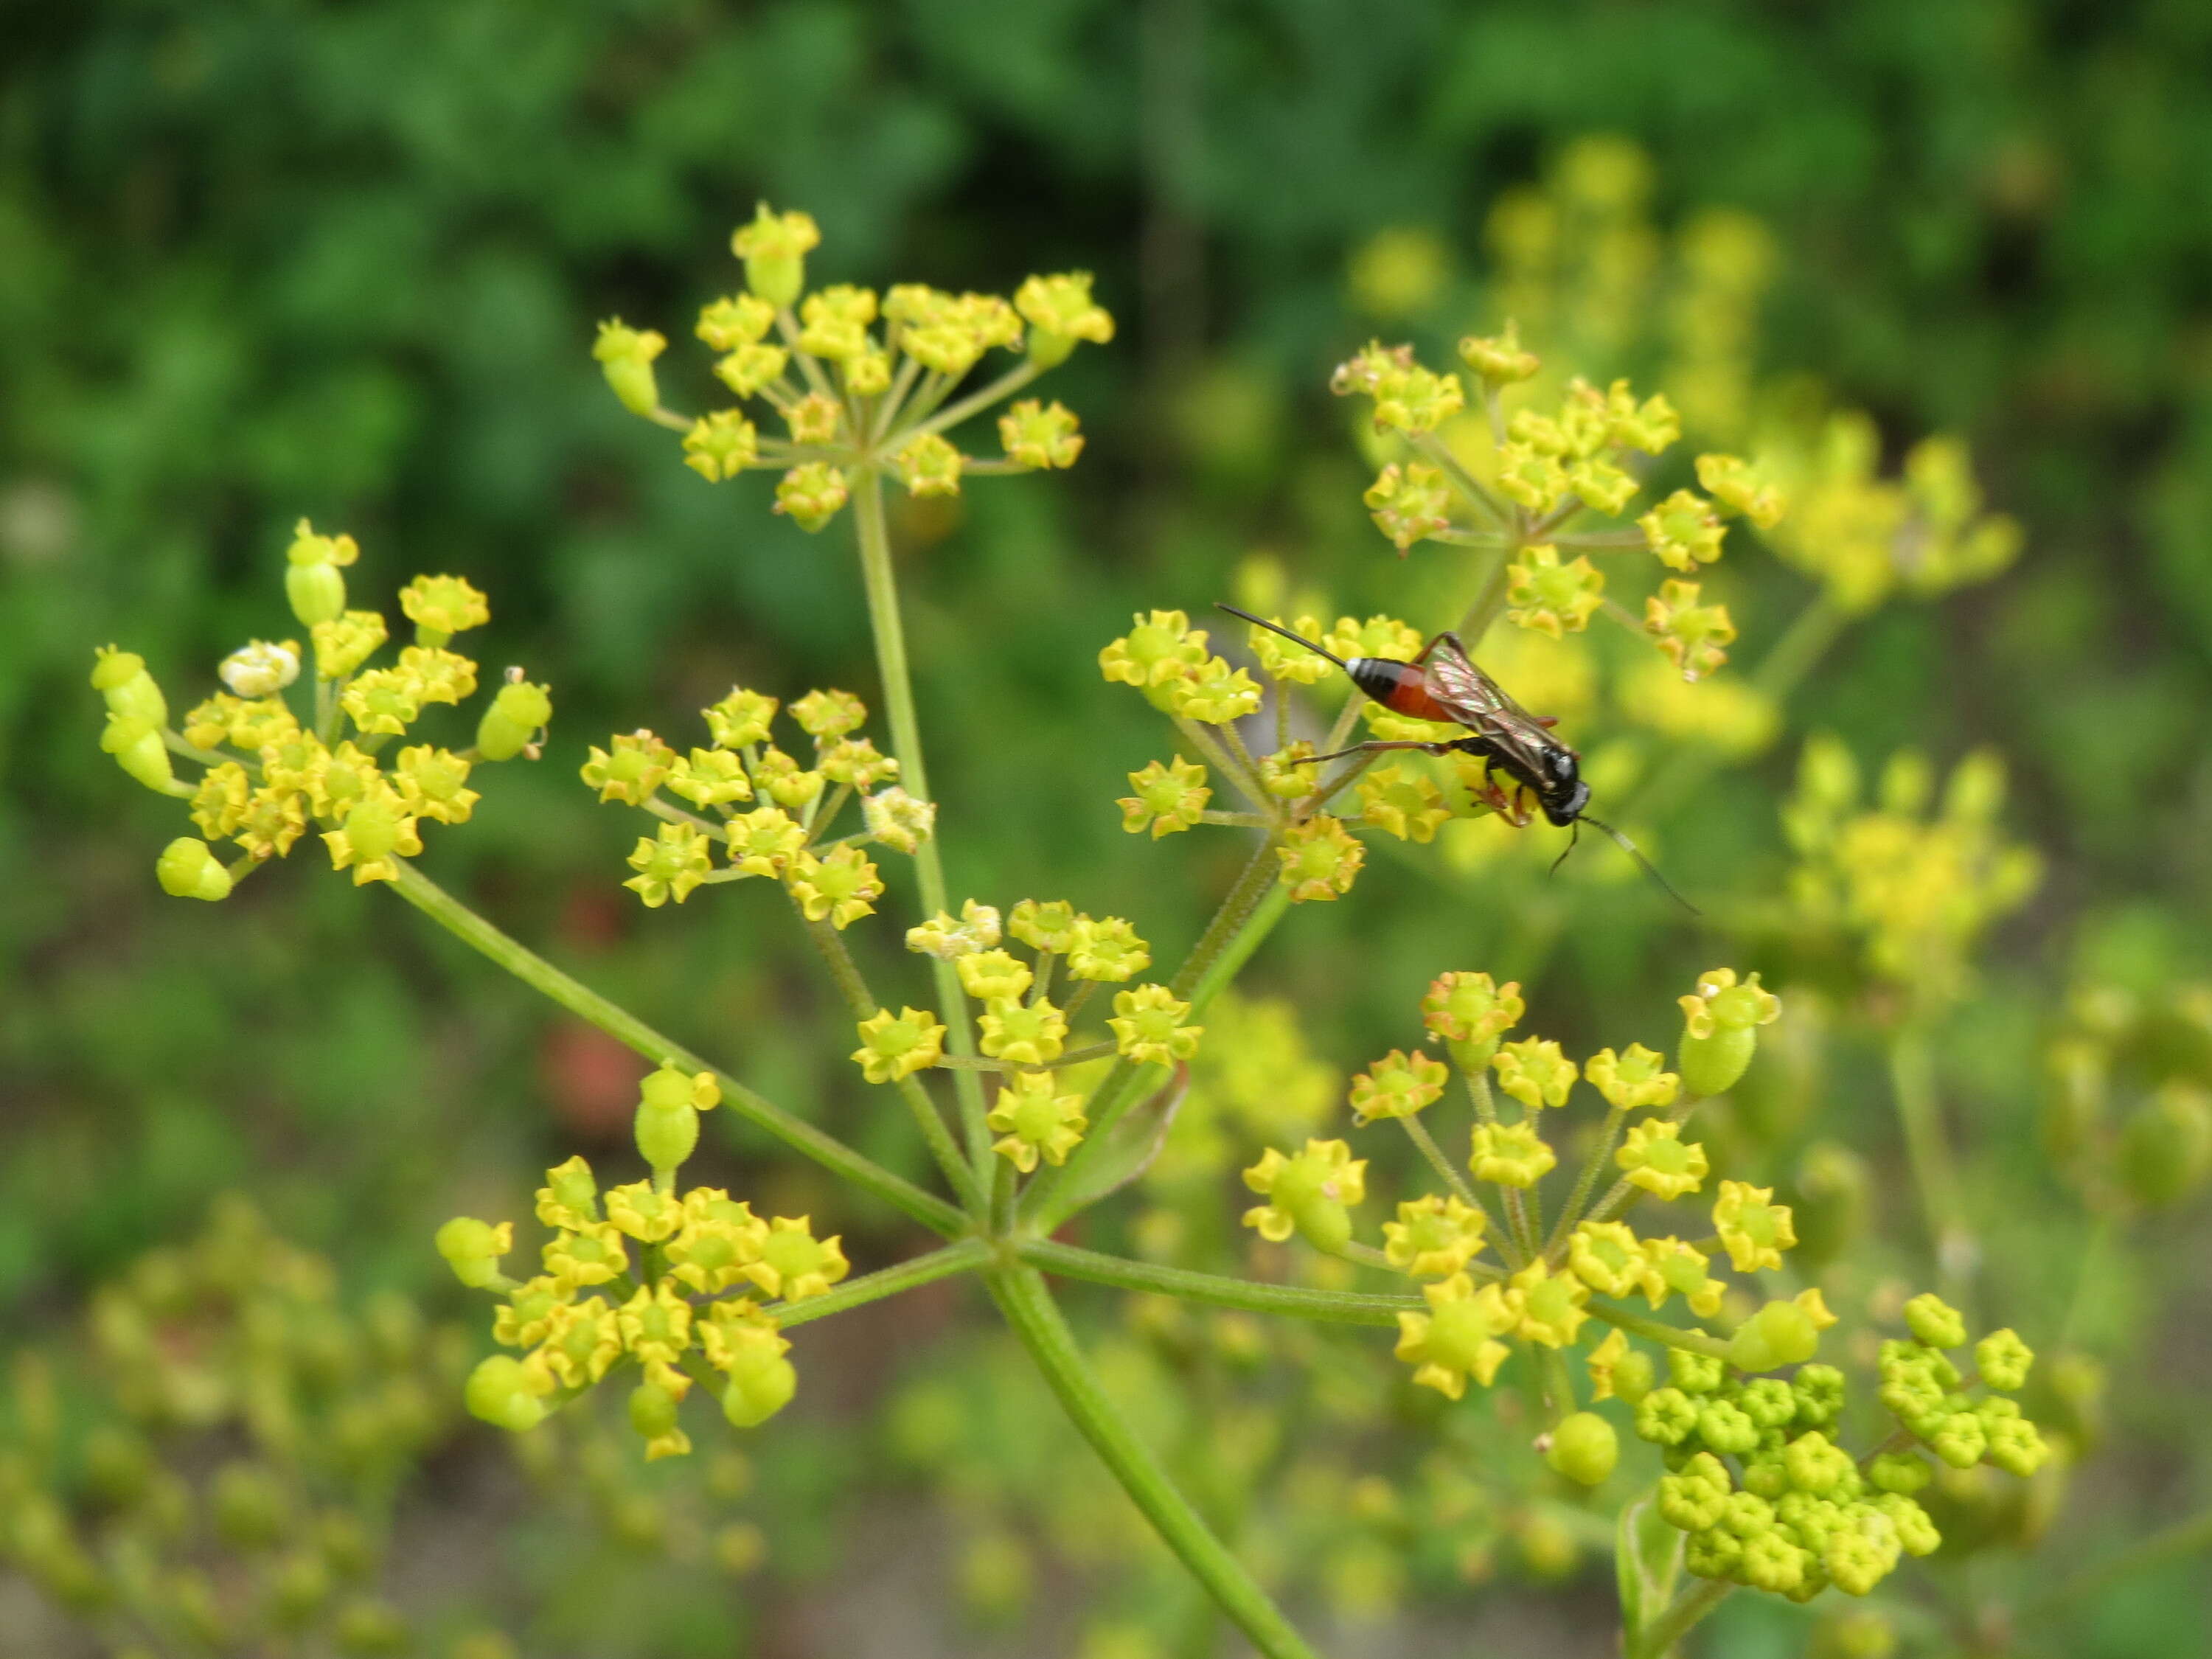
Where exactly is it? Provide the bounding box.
[93,524,549,902]
[594,204,1110,530]
[445,1064,847,1457]
[580,683,928,921]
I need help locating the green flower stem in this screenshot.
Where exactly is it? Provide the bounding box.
[1890,1022,1973,1300]
[1581,1096,1707,1234]
[903,358,1045,442]
[990,1147,1017,1233]
[1018,1238,1417,1325]
[1173,714,1272,812]
[849,465,993,1178]
[799,909,987,1214]
[2025,1503,2212,1617]
[1025,835,1287,1228]
[1457,541,1518,641]
[1546,1103,1630,1259]
[1540,1347,1578,1427]
[385,861,964,1237]
[1584,1299,1732,1362]
[987,1264,1326,1659]
[1629,1577,1732,1659]
[1413,431,1512,527]
[1399,1111,1483,1208]
[771,1238,990,1329]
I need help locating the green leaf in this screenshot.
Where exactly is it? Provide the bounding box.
[1052,1062,1188,1214]
[1615,1485,1680,1643]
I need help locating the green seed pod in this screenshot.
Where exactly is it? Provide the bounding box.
[156,838,233,902]
[1544,1411,1618,1486]
[434,1217,509,1288]
[1610,1349,1657,1405]
[1679,1027,1757,1099]
[91,647,168,726]
[102,714,177,793]
[1288,1195,1353,1255]
[476,679,553,760]
[721,1352,797,1428]
[286,560,347,627]
[2117,1083,2212,1208]
[463,1356,549,1433]
[635,1102,699,1174]
[1730,1301,1821,1374]
[628,1380,682,1442]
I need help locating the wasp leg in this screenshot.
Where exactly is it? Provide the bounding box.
[1304,738,1467,765]
[1534,715,1559,729]
[1410,630,1473,668]
[1504,784,1536,828]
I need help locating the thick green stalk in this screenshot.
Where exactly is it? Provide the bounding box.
[986,1265,1325,1659]
[1020,1239,1417,1325]
[849,466,992,1174]
[1547,1103,1629,1257]
[1629,1577,1731,1659]
[1585,1299,1732,1362]
[772,1239,990,1329]
[386,861,964,1237]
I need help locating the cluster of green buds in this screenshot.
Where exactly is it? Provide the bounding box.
[593,203,1112,525]
[442,1064,849,1455]
[1635,1294,2047,1603]
[0,1199,498,1655]
[1784,737,2042,1002]
[92,521,551,903]
[1335,330,1774,682]
[2042,981,2212,1211]
[581,684,926,919]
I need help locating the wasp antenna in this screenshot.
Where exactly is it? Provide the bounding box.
[1548,819,1581,878]
[1214,602,1350,670]
[1579,813,1701,918]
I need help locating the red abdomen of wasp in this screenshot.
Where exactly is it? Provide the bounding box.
[1347,658,1455,723]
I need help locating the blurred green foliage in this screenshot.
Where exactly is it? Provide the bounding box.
[6,0,2212,1653]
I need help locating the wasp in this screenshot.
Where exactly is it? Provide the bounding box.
[1216,603,1696,914]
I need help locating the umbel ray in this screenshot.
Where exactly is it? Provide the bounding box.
[1216,603,1697,916]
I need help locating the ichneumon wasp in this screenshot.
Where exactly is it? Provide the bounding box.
[1216,603,1697,915]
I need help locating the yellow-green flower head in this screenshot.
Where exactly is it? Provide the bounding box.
[1566,453,1639,516]
[625,821,714,908]
[1225,615,1323,685]
[664,1190,770,1294]
[1470,1120,1556,1188]
[1644,580,1736,682]
[1457,321,1540,384]
[1259,742,1322,799]
[543,1222,629,1294]
[1014,271,1114,368]
[1276,815,1365,902]
[863,786,935,854]
[287,517,361,570]
[729,203,820,307]
[704,686,778,749]
[844,344,891,394]
[1492,1037,1577,1110]
[478,673,553,761]
[1099,610,1210,690]
[715,341,790,397]
[956,947,1032,1002]
[237,785,310,860]
[886,431,963,498]
[340,666,423,736]
[321,785,422,885]
[1421,971,1525,1046]
[1975,1329,2034,1392]
[745,1217,849,1302]
[684,411,761,481]
[398,574,490,641]
[1329,338,1413,398]
[582,730,675,804]
[906,897,1001,961]
[389,745,478,827]
[1633,1236,1725,1317]
[1067,916,1151,982]
[1585,1328,1652,1405]
[305,737,380,821]
[616,1279,695,1371]
[493,1276,566,1349]
[156,836,234,901]
[593,318,667,417]
[465,1354,554,1432]
[629,1377,692,1461]
[605,1180,685,1243]
[1348,1048,1448,1124]
[1585,1044,1680,1111]
[283,520,358,624]
[1505,545,1604,639]
[1241,1138,1366,1252]
[641,1064,720,1113]
[217,639,300,699]
[696,292,776,352]
[786,844,884,929]
[988,1071,1089,1172]
[311,611,389,680]
[784,390,842,446]
[91,644,167,726]
[1394,1272,1518,1397]
[535,1155,599,1230]
[1009,897,1084,953]
[667,746,752,808]
[998,398,1085,470]
[887,286,1021,379]
[751,746,824,812]
[1107,984,1201,1065]
[190,762,251,841]
[774,462,850,532]
[1164,655,1262,724]
[434,1217,513,1289]
[541,1295,623,1388]
[1325,613,1423,661]
[1615,1119,1708,1200]
[979,995,1068,1066]
[1639,490,1728,573]
[703,1303,798,1427]
[852,1006,945,1083]
[1120,756,1211,838]
[1695,453,1787,529]
[1728,1292,1834,1373]
[1677,967,1781,1094]
[820,736,897,788]
[1593,379,1680,453]
[1902,1292,1966,1349]
[1368,361,1465,437]
[1357,764,1451,843]
[1496,442,1573,515]
[1567,1220,1648,1297]
[1382,1194,1487,1278]
[1712,1180,1797,1273]
[1510,1259,1591,1347]
[726,805,805,877]
[796,285,877,361]
[1361,461,1455,554]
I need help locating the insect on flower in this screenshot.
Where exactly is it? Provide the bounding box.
[1217,604,1696,914]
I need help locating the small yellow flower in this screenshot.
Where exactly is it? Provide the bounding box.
[1099,611,1209,691]
[1239,614,1335,683]
[785,844,885,929]
[1492,1037,1577,1110]
[616,1279,695,1373]
[796,284,877,361]
[310,611,389,680]
[1614,1119,1709,1200]
[1495,442,1573,515]
[667,747,752,808]
[1357,764,1451,843]
[1585,1044,1680,1110]
[540,1295,622,1387]
[398,574,490,638]
[1585,1328,1630,1401]
[1506,545,1604,639]
[1566,1221,1647,1297]
[988,1071,1089,1172]
[1107,984,1201,1065]
[1637,1236,1725,1317]
[1694,453,1786,529]
[751,746,824,812]
[957,948,1033,1002]
[664,1190,770,1294]
[1120,757,1211,838]
[1241,1139,1366,1248]
[1008,898,1083,953]
[1276,815,1365,902]
[1382,1194,1487,1278]
[1469,1120,1555,1188]
[593,319,666,417]
[999,399,1084,468]
[1511,1259,1590,1348]
[774,462,849,532]
[1066,916,1151,982]
[581,731,675,804]
[852,1006,945,1084]
[1347,1049,1449,1124]
[340,668,422,736]
[1014,272,1114,352]
[1711,1180,1797,1273]
[604,1180,685,1242]
[783,390,843,445]
[862,787,934,852]
[743,1217,849,1302]
[819,736,897,788]
[891,432,964,496]
[703,687,778,749]
[535,1155,599,1231]
[543,1222,629,1293]
[392,745,479,825]
[714,342,790,397]
[906,898,1001,959]
[625,821,714,908]
[696,293,776,351]
[1457,321,1540,383]
[1645,580,1737,681]
[978,996,1068,1066]
[1420,972,1524,1046]
[1363,461,1453,552]
[1639,490,1727,572]
[1394,1273,1517,1398]
[1324,613,1422,661]
[726,805,805,877]
[1677,968,1782,1037]
[493,1276,566,1349]
[1368,361,1465,437]
[321,786,422,885]
[1164,656,1264,724]
[684,411,761,481]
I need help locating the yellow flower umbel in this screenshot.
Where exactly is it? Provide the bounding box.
[988,1071,1089,1172]
[1382,1195,1488,1278]
[1394,1273,1518,1398]
[1347,1049,1449,1124]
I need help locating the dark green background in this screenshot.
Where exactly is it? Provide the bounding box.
[5,1,2210,1653]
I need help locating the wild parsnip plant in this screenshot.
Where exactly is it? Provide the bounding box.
[91,200,2071,1658]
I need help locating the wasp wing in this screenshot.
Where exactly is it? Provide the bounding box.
[1424,637,1564,776]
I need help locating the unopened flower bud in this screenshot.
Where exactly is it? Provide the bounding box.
[730,204,820,308]
[1545,1411,1619,1486]
[156,837,234,901]
[91,645,168,726]
[102,714,178,793]
[464,1355,549,1432]
[593,319,667,418]
[434,1217,513,1289]
[476,677,552,761]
